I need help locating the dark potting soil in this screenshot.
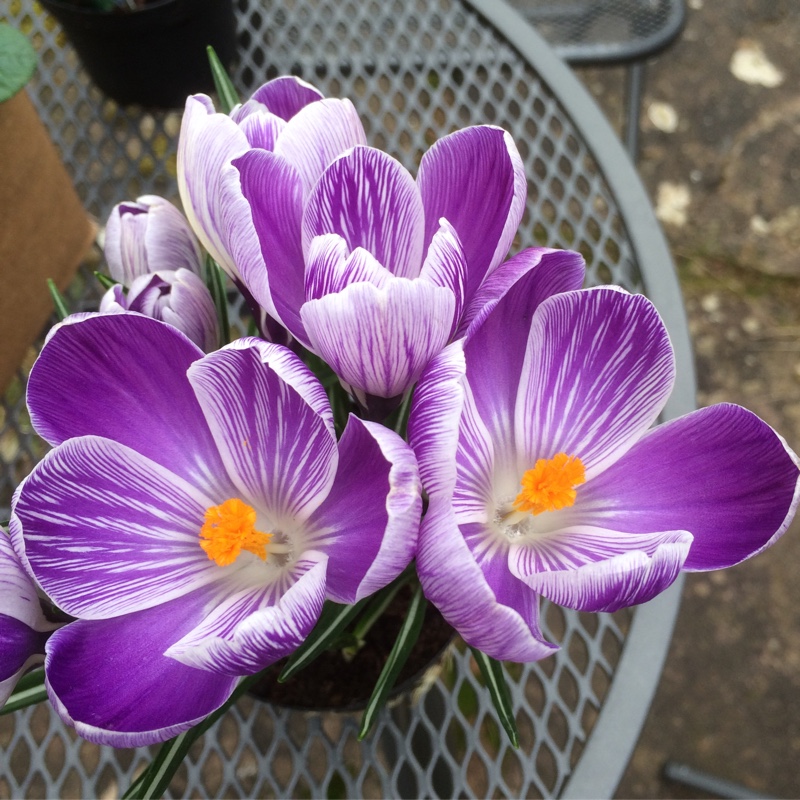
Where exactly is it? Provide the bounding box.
[249,585,453,710]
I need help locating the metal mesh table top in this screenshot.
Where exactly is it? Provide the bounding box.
[1,0,693,797]
[505,0,686,64]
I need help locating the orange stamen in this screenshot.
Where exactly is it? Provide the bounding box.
[200,498,272,567]
[513,453,586,516]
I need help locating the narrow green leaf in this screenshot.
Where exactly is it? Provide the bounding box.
[122,672,261,800]
[94,271,118,291]
[204,255,230,346]
[468,647,519,748]
[47,279,70,321]
[358,583,427,740]
[1,670,47,715]
[207,45,240,114]
[278,598,369,683]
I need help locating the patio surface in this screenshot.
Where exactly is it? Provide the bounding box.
[570,1,800,797]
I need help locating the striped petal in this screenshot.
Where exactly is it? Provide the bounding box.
[177,95,264,290]
[417,497,557,662]
[307,417,421,603]
[509,528,692,612]
[417,126,525,299]
[461,247,586,340]
[27,314,227,493]
[44,594,237,747]
[419,219,468,339]
[234,148,307,343]
[275,98,368,198]
[574,403,800,570]
[249,76,325,120]
[166,553,328,674]
[301,277,454,400]
[515,288,675,478]
[0,533,49,631]
[463,249,587,450]
[303,146,425,279]
[188,340,338,520]
[408,341,466,498]
[12,436,221,619]
[305,235,392,300]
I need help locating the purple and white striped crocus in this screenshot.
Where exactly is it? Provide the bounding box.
[409,269,800,662]
[0,533,54,708]
[100,268,219,351]
[234,123,556,412]
[10,313,420,745]
[104,195,204,286]
[177,76,366,299]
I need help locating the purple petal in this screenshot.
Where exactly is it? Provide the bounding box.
[0,533,48,630]
[234,148,308,344]
[417,126,525,298]
[305,236,391,301]
[188,340,338,520]
[159,268,220,352]
[303,146,425,279]
[249,76,325,121]
[419,219,468,339]
[166,553,327,674]
[178,96,264,287]
[308,417,421,603]
[516,288,675,477]
[461,249,586,448]
[575,403,800,570]
[27,314,228,492]
[301,278,454,400]
[417,497,557,662]
[461,247,586,339]
[408,341,466,497]
[44,594,237,747]
[236,110,286,151]
[0,616,46,683]
[12,436,221,619]
[509,528,691,612]
[275,98,368,198]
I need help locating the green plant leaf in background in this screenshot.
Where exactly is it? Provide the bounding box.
[0,25,37,104]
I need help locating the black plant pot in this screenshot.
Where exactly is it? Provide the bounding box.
[40,0,238,108]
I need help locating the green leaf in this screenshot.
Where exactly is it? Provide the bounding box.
[0,26,37,104]
[204,255,230,346]
[358,583,427,740]
[468,647,519,748]
[94,271,118,291]
[207,45,239,114]
[1,669,47,715]
[278,598,369,683]
[47,279,70,321]
[122,672,262,800]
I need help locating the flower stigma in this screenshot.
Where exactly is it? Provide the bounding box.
[511,452,586,518]
[200,498,289,567]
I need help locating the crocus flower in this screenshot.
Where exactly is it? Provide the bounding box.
[104,195,204,286]
[409,270,800,662]
[10,313,420,745]
[0,532,54,708]
[177,76,366,306]
[100,268,219,351]
[235,124,567,412]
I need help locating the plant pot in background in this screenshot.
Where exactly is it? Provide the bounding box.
[0,25,94,394]
[39,0,238,108]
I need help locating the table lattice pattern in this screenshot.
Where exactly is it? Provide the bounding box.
[1,0,689,797]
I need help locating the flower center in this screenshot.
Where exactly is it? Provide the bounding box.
[512,453,586,516]
[200,498,273,567]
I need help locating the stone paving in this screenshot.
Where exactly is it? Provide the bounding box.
[570,1,800,797]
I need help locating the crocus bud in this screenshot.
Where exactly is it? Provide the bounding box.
[0,534,54,709]
[104,195,204,286]
[100,269,219,352]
